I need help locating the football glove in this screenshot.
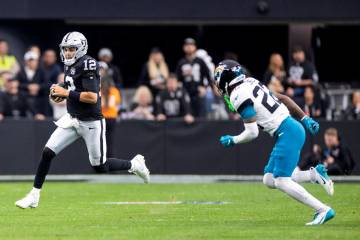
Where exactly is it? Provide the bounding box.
[220,135,235,148]
[301,116,320,135]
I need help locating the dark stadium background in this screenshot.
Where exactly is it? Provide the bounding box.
[0,0,359,175]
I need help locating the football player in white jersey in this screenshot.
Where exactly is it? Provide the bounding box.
[214,60,335,225]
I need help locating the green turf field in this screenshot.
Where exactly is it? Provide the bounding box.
[1,182,359,240]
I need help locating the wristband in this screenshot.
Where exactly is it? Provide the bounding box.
[68,91,81,102]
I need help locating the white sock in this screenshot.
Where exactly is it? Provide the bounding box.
[31,187,41,195]
[274,177,328,212]
[291,167,313,183]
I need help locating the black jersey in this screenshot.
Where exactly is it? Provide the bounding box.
[155,87,192,118]
[63,55,103,121]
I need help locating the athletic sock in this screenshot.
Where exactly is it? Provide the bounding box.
[291,167,313,183]
[274,177,328,212]
[33,147,56,189]
[107,158,132,171]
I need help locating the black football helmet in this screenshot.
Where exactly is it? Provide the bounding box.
[213,60,246,96]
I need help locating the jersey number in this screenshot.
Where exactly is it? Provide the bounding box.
[84,59,96,71]
[252,84,280,113]
[65,76,76,91]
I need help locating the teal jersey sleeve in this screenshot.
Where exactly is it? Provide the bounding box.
[237,99,256,120]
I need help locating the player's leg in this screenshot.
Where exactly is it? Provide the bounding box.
[263,157,276,189]
[15,127,80,209]
[291,166,334,195]
[79,119,150,183]
[272,117,335,225]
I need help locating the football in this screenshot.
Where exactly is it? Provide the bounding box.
[49,88,66,103]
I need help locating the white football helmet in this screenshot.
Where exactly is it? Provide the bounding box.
[59,32,88,66]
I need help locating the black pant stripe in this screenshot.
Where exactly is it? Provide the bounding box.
[100,119,104,165]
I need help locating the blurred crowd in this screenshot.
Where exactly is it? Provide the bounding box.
[0,37,359,123]
[0,37,357,174]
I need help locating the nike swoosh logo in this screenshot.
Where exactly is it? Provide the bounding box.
[319,175,326,185]
[89,127,95,130]
[278,132,284,137]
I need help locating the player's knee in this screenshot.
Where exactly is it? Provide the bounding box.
[263,173,276,189]
[42,147,56,162]
[92,163,108,173]
[274,177,291,190]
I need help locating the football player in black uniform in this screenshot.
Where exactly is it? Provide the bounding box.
[16,32,150,209]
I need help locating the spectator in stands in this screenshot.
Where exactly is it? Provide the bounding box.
[126,86,155,120]
[101,63,121,157]
[298,144,323,170]
[0,39,20,80]
[176,38,210,117]
[207,86,229,120]
[322,128,355,175]
[42,49,62,85]
[17,51,47,120]
[302,86,321,118]
[346,91,360,120]
[263,53,286,94]
[50,73,67,120]
[196,49,215,80]
[28,45,41,58]
[0,79,31,119]
[287,46,318,103]
[98,48,123,88]
[139,47,169,97]
[156,74,194,124]
[98,61,109,78]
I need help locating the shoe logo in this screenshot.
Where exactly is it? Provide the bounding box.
[319,176,326,185]
[278,132,284,137]
[88,127,95,130]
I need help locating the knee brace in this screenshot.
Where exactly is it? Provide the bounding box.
[263,173,276,189]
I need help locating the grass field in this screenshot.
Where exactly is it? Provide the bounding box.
[1,182,359,240]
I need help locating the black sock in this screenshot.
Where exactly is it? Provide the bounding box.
[107,158,132,171]
[92,158,131,173]
[33,147,56,189]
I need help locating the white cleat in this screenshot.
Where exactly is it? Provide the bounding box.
[311,164,334,196]
[15,192,40,209]
[129,154,150,183]
[306,207,336,226]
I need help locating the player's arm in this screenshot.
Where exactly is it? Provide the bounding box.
[52,59,99,104]
[274,92,305,119]
[220,99,259,147]
[274,92,319,135]
[51,85,98,104]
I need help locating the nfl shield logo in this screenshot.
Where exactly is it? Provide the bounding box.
[70,68,76,75]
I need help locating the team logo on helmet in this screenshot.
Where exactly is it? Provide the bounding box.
[214,65,225,83]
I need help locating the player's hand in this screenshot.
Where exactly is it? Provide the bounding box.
[220,135,235,148]
[301,116,319,135]
[51,85,69,98]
